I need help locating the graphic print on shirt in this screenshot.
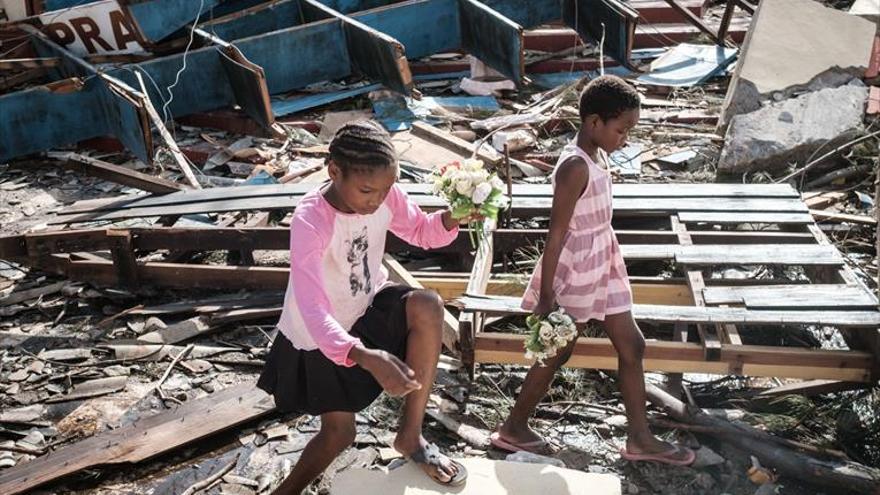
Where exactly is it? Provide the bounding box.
[346,226,371,296]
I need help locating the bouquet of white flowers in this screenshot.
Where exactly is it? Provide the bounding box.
[524,309,578,366]
[431,159,509,248]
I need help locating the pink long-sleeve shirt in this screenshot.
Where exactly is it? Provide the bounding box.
[277,184,458,367]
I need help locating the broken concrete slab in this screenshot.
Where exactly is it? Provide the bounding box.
[718,82,868,174]
[719,0,876,129]
[330,458,621,494]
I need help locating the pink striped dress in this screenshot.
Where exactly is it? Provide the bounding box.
[521,143,633,323]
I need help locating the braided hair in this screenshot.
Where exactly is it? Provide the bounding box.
[328,120,397,175]
[578,75,641,122]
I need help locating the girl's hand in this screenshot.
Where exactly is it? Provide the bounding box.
[441,210,486,230]
[351,346,421,397]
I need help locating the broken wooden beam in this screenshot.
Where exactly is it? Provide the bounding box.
[0,383,275,495]
[58,152,188,194]
[476,333,874,382]
[645,384,880,494]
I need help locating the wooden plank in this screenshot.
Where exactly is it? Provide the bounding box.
[672,215,722,360]
[54,195,810,224]
[61,153,186,194]
[0,281,67,307]
[459,0,525,84]
[757,379,866,398]
[703,285,879,309]
[810,209,877,225]
[383,255,459,353]
[135,72,201,189]
[0,383,274,495]
[420,277,692,305]
[474,334,873,382]
[57,183,800,216]
[678,212,814,224]
[460,218,496,378]
[670,244,842,266]
[410,121,502,166]
[453,296,880,327]
[301,0,413,94]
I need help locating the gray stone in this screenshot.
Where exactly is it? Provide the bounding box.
[718,82,868,174]
[719,0,876,129]
[691,446,726,468]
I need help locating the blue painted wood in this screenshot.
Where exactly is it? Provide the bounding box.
[114,47,236,117]
[125,0,223,43]
[562,0,637,65]
[458,0,523,84]
[42,0,87,11]
[29,33,152,163]
[318,0,398,14]
[203,0,303,41]
[480,0,558,27]
[302,0,410,94]
[0,82,107,161]
[235,19,351,94]
[350,0,460,59]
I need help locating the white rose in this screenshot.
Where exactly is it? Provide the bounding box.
[555,336,568,347]
[539,321,554,339]
[490,175,504,191]
[455,176,473,196]
[547,312,562,324]
[471,182,492,205]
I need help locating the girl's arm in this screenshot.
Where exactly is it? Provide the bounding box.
[534,158,589,315]
[388,184,459,249]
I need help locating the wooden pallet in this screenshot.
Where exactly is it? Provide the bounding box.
[4,183,878,382]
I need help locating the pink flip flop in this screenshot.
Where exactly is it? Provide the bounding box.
[489,431,557,454]
[620,445,696,466]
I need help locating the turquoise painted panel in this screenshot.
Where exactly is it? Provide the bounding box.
[459,0,523,83]
[0,81,107,161]
[126,0,223,42]
[481,0,558,27]
[98,83,151,162]
[319,0,398,14]
[204,0,303,41]
[351,0,460,59]
[112,46,236,116]
[236,19,351,94]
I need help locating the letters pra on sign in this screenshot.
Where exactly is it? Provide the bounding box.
[38,0,146,55]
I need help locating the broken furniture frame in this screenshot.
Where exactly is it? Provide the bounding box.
[1,183,878,384]
[0,0,638,163]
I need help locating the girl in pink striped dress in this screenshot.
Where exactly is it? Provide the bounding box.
[490,76,695,466]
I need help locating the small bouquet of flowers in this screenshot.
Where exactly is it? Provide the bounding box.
[524,309,578,366]
[431,159,509,248]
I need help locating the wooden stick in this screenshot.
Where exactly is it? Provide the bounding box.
[181,452,241,495]
[135,71,203,189]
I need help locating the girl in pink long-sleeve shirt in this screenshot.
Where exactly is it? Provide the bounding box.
[257,121,467,493]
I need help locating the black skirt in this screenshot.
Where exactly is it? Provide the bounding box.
[257,284,414,416]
